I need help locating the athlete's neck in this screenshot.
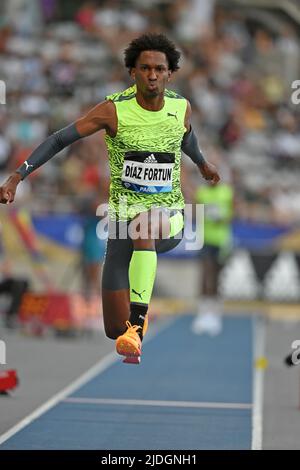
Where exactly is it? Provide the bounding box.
[135,91,165,112]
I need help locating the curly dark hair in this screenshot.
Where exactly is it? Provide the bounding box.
[124,33,181,72]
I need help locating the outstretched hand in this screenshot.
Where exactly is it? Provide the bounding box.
[0,173,22,204]
[198,162,220,185]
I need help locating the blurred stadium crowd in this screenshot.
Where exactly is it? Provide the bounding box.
[0,0,300,224]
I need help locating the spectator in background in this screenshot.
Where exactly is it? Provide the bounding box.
[80,195,106,300]
[192,161,234,336]
[0,134,11,171]
[0,230,29,328]
[0,0,299,284]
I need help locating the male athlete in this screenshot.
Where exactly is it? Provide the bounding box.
[0,34,220,364]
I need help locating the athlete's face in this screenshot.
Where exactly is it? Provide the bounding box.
[131,51,172,97]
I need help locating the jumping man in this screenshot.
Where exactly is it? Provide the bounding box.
[0,33,220,364]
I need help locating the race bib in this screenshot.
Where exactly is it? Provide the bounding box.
[121,151,175,194]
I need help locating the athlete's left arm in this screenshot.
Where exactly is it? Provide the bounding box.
[181,100,220,185]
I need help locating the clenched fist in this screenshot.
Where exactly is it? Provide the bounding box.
[0,173,22,204]
[198,162,220,185]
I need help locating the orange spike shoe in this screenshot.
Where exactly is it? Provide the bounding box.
[116,321,142,364]
[122,315,148,364]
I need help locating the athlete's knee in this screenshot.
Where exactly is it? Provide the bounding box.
[132,238,155,250]
[129,209,169,247]
[129,211,153,239]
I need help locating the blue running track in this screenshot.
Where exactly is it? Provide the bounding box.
[0,315,253,450]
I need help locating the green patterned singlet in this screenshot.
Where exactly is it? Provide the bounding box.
[105,85,187,221]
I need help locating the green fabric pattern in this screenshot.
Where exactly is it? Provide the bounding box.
[105,85,187,221]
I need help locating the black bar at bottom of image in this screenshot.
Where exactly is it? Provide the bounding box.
[0,449,272,464]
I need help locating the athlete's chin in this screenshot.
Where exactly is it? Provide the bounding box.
[145,88,160,97]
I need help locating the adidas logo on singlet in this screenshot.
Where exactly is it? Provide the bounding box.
[144,154,158,164]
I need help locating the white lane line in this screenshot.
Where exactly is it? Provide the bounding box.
[0,351,117,446]
[252,315,266,450]
[0,317,175,446]
[63,397,252,410]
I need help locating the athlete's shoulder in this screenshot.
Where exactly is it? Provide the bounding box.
[164,88,186,100]
[106,85,136,103]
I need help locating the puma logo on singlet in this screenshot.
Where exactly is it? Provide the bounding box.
[167,112,178,120]
[24,161,34,171]
[132,288,146,300]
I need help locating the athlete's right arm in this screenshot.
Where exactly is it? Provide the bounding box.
[0,100,117,204]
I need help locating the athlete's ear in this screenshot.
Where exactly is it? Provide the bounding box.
[130,68,136,81]
[167,70,172,82]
